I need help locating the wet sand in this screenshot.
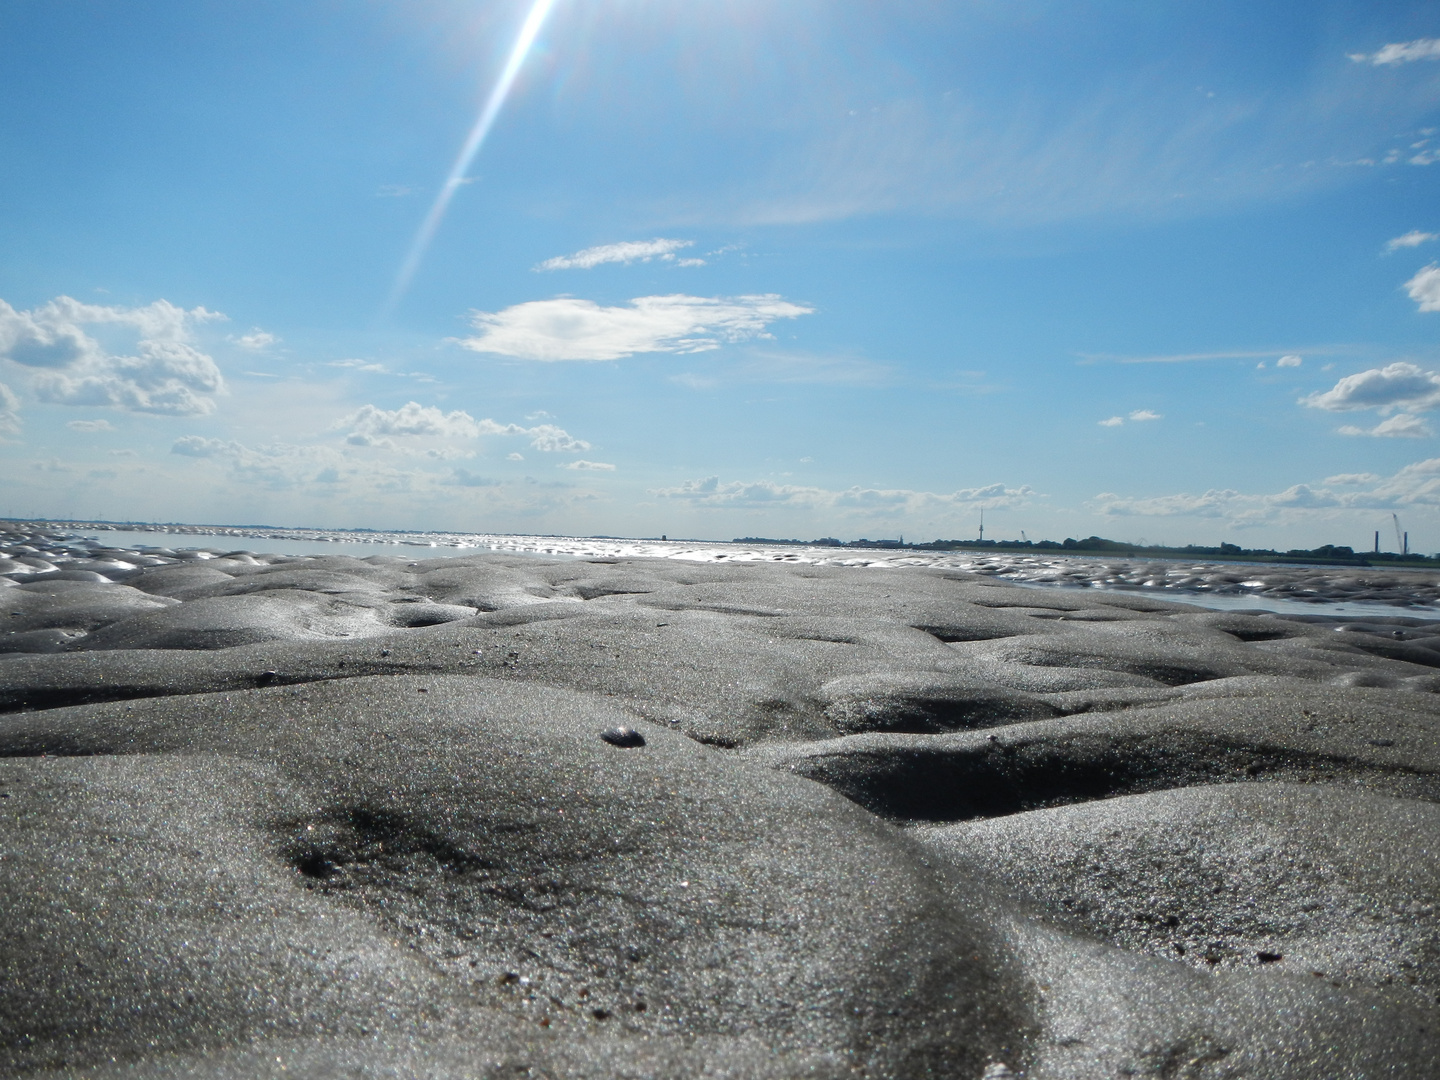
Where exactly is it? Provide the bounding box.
[2,522,1438,1077]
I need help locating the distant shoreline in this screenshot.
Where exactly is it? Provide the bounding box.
[7,516,1434,572]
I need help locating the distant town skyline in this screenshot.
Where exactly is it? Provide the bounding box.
[3,1,1440,551]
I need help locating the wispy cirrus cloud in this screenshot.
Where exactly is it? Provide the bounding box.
[536,238,700,271]
[1349,38,1440,66]
[1099,409,1162,427]
[560,459,615,471]
[458,294,813,361]
[1084,348,1321,365]
[0,296,225,415]
[1386,230,1438,252]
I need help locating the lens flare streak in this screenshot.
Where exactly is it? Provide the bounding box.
[386,0,558,310]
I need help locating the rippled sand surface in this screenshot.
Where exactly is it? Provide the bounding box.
[2,521,1439,1077]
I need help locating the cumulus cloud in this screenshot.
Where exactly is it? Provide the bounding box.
[0,296,225,415]
[171,435,241,457]
[1093,457,1440,527]
[233,329,278,350]
[1098,416,1124,427]
[1276,354,1303,367]
[527,424,589,452]
[342,402,483,443]
[1405,264,1440,311]
[507,452,524,461]
[66,419,115,432]
[560,459,616,471]
[1301,362,1440,414]
[458,294,813,362]
[1338,413,1433,438]
[653,476,1034,514]
[336,402,591,453]
[537,238,699,271]
[0,381,19,438]
[1349,38,1440,65]
[1386,230,1438,252]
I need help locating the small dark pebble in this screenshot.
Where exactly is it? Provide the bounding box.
[1257,951,1283,963]
[601,726,646,748]
[257,670,278,685]
[1368,738,1396,747]
[591,1009,611,1021]
[499,972,521,985]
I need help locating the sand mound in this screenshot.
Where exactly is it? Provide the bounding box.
[2,525,1438,1076]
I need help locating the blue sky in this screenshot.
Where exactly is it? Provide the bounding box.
[3,0,1440,548]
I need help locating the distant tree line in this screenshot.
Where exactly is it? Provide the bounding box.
[733,534,1438,566]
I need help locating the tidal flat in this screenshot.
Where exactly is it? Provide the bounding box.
[2,521,1438,1077]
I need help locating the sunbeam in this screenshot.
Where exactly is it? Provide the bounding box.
[384,0,558,313]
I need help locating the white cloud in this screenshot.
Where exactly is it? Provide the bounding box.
[458,294,813,362]
[1386,230,1438,252]
[328,359,389,373]
[446,468,501,487]
[507,452,525,461]
[233,329,278,351]
[1098,416,1125,427]
[1092,456,1440,527]
[336,402,590,453]
[1301,362,1440,413]
[1405,264,1440,311]
[653,476,1034,514]
[1349,38,1440,66]
[1338,412,1433,438]
[342,402,483,443]
[537,239,696,271]
[377,184,420,198]
[527,424,590,452]
[1276,354,1302,367]
[66,419,115,432]
[560,459,616,471]
[171,435,241,457]
[0,381,19,438]
[1325,472,1382,485]
[0,296,225,415]
[1128,409,1162,421]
